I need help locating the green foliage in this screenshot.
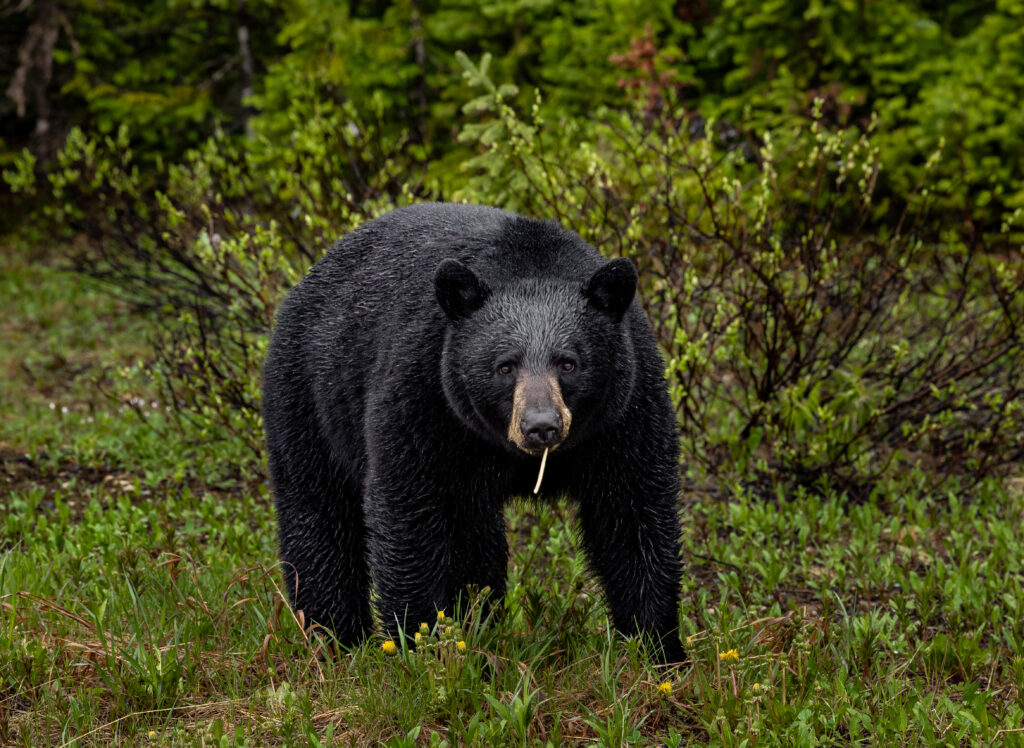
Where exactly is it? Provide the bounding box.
[16,37,1024,494]
[455,62,1024,497]
[891,3,1024,215]
[252,0,680,194]
[6,0,1024,231]
[23,92,410,468]
[674,0,1024,226]
[2,0,283,163]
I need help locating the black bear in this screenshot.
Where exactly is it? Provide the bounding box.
[262,202,684,662]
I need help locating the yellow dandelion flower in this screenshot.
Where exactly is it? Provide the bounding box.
[381,640,397,655]
[437,610,446,622]
[752,682,762,692]
[657,681,673,696]
[456,640,467,652]
[419,622,430,635]
[444,625,453,635]
[685,635,695,646]
[719,648,739,662]
[414,631,423,644]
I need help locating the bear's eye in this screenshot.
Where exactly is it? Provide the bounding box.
[498,363,514,375]
[561,361,576,373]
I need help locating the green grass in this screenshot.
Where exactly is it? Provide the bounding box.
[2,245,1024,746]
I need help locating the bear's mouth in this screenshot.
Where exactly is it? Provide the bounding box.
[515,440,563,457]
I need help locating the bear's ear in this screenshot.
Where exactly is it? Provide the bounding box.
[434,259,491,321]
[583,257,637,320]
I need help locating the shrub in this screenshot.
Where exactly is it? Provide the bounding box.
[7,1,1023,239]
[456,55,1024,498]
[10,49,1024,498]
[674,0,1024,231]
[18,95,411,471]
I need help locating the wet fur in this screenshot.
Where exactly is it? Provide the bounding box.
[262,202,685,661]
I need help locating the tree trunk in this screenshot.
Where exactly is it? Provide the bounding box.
[7,0,60,161]
[237,0,255,138]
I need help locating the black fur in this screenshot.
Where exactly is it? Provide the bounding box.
[262,203,685,662]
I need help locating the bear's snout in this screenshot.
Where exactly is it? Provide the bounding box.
[521,410,564,450]
[508,371,573,454]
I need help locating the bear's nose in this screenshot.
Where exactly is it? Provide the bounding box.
[521,411,563,450]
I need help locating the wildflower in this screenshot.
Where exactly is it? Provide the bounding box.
[657,681,673,696]
[381,640,397,655]
[444,625,453,635]
[719,649,739,662]
[456,640,467,653]
[437,610,446,622]
[752,682,762,692]
[414,632,423,644]
[419,622,430,635]
[686,635,695,646]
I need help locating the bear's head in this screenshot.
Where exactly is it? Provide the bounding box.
[435,257,638,456]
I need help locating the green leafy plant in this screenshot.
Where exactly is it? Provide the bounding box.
[21,94,410,470]
[456,56,1024,498]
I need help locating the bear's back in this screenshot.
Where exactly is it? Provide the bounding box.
[314,202,602,295]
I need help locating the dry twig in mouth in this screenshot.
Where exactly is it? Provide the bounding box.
[533,447,549,494]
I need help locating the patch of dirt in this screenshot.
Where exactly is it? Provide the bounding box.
[0,448,264,514]
[0,448,122,500]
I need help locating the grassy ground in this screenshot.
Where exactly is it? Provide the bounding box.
[2,245,1024,746]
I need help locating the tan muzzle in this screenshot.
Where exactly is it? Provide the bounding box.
[507,371,572,454]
